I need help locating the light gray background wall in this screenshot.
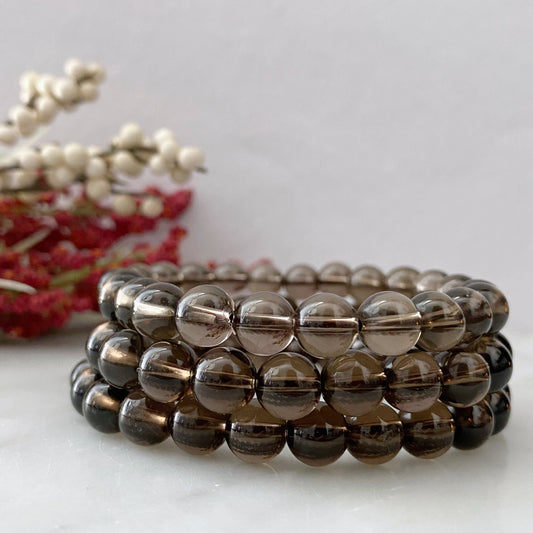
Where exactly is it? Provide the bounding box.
[1,1,531,331]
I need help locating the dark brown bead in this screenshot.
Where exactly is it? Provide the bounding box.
[70,370,100,415]
[85,321,122,371]
[385,351,442,412]
[485,389,511,435]
[138,340,195,403]
[464,280,509,333]
[322,351,385,416]
[70,359,91,385]
[115,277,156,329]
[83,382,128,433]
[386,266,419,296]
[99,329,143,389]
[503,384,511,400]
[400,401,455,459]
[287,404,346,466]
[495,332,512,356]
[440,351,490,407]
[345,403,403,465]
[98,271,140,321]
[471,337,513,393]
[257,352,321,420]
[226,400,286,463]
[451,400,494,450]
[118,391,174,445]
[192,347,255,414]
[170,394,227,455]
[350,265,387,305]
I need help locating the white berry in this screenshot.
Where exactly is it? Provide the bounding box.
[46,166,76,189]
[140,196,164,218]
[19,71,39,92]
[35,75,55,96]
[11,169,37,189]
[0,124,18,145]
[170,168,191,184]
[87,62,106,83]
[53,78,79,103]
[112,151,143,176]
[112,194,136,215]
[41,144,64,167]
[149,154,168,175]
[153,128,175,146]
[159,140,179,162]
[86,178,111,201]
[79,81,99,101]
[86,157,107,179]
[118,123,144,148]
[35,96,58,123]
[9,106,38,136]
[63,143,89,170]
[178,146,205,171]
[17,147,42,170]
[64,58,86,80]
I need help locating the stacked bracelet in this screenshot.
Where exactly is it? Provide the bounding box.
[70,261,512,466]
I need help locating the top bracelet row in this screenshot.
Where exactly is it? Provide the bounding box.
[97,262,509,359]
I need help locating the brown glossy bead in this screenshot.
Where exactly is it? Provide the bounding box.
[285,264,318,301]
[85,321,122,371]
[439,274,471,292]
[295,293,358,359]
[70,359,92,385]
[485,389,511,435]
[226,400,286,463]
[131,282,183,341]
[358,291,421,356]
[440,351,490,407]
[99,329,143,389]
[318,262,351,296]
[150,261,180,282]
[322,351,385,416]
[444,287,493,344]
[400,401,455,459]
[415,269,447,292]
[345,403,403,465]
[176,285,234,348]
[234,292,294,356]
[138,341,195,403]
[385,351,442,412]
[451,400,494,450]
[118,391,174,445]
[114,277,156,329]
[177,262,212,292]
[257,352,321,420]
[350,265,387,304]
[464,280,509,333]
[170,394,227,455]
[247,263,282,293]
[98,270,140,321]
[287,403,346,466]
[412,291,465,351]
[83,381,128,433]
[70,370,100,415]
[495,333,512,356]
[471,336,513,393]
[213,262,249,293]
[192,347,255,414]
[386,266,419,296]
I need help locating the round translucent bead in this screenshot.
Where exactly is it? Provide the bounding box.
[471,337,513,393]
[451,400,494,450]
[285,264,318,301]
[349,265,386,304]
[464,280,509,333]
[358,291,421,356]
[400,401,455,459]
[385,351,442,412]
[128,263,153,277]
[444,287,493,344]
[257,352,320,420]
[138,340,195,403]
[322,351,385,416]
[176,285,234,347]
[226,400,286,463]
[170,394,227,455]
[317,262,351,296]
[114,277,155,329]
[213,262,248,293]
[99,329,143,389]
[70,359,91,385]
[345,403,403,465]
[440,351,490,407]
[295,293,358,359]
[132,282,183,341]
[177,262,212,292]
[439,274,471,292]
[287,403,346,466]
[495,332,513,356]
[97,267,140,294]
[85,321,122,371]
[386,266,419,296]
[118,391,174,445]
[83,382,127,433]
[150,261,180,283]
[247,263,282,293]
[234,292,294,356]
[485,389,511,435]
[415,269,447,292]
[70,370,100,414]
[412,291,465,351]
[98,270,139,321]
[192,347,255,414]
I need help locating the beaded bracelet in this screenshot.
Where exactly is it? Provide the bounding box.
[70,262,512,466]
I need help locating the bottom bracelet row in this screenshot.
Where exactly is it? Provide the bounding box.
[71,360,511,466]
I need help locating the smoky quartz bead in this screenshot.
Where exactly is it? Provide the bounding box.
[386,266,419,296]
[234,292,295,356]
[400,401,455,459]
[132,282,183,340]
[464,280,509,333]
[247,263,283,293]
[85,321,122,371]
[70,359,92,385]
[70,370,100,415]
[213,262,248,293]
[412,291,465,351]
[257,352,321,420]
[350,265,387,304]
[439,274,471,292]
[98,270,140,321]
[451,400,494,450]
[439,351,490,407]
[170,394,227,455]
[285,264,318,301]
[415,270,447,292]
[176,285,234,348]
[295,293,358,359]
[99,329,143,389]
[345,403,403,465]
[486,389,511,435]
[322,351,385,416]
[138,340,195,403]
[192,347,255,415]
[114,277,156,329]
[150,261,181,283]
[83,381,128,433]
[385,351,442,412]
[177,262,212,292]
[226,400,286,463]
[118,391,174,445]
[318,262,351,296]
[358,291,421,356]
[287,403,346,466]
[495,333,512,356]
[472,337,513,393]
